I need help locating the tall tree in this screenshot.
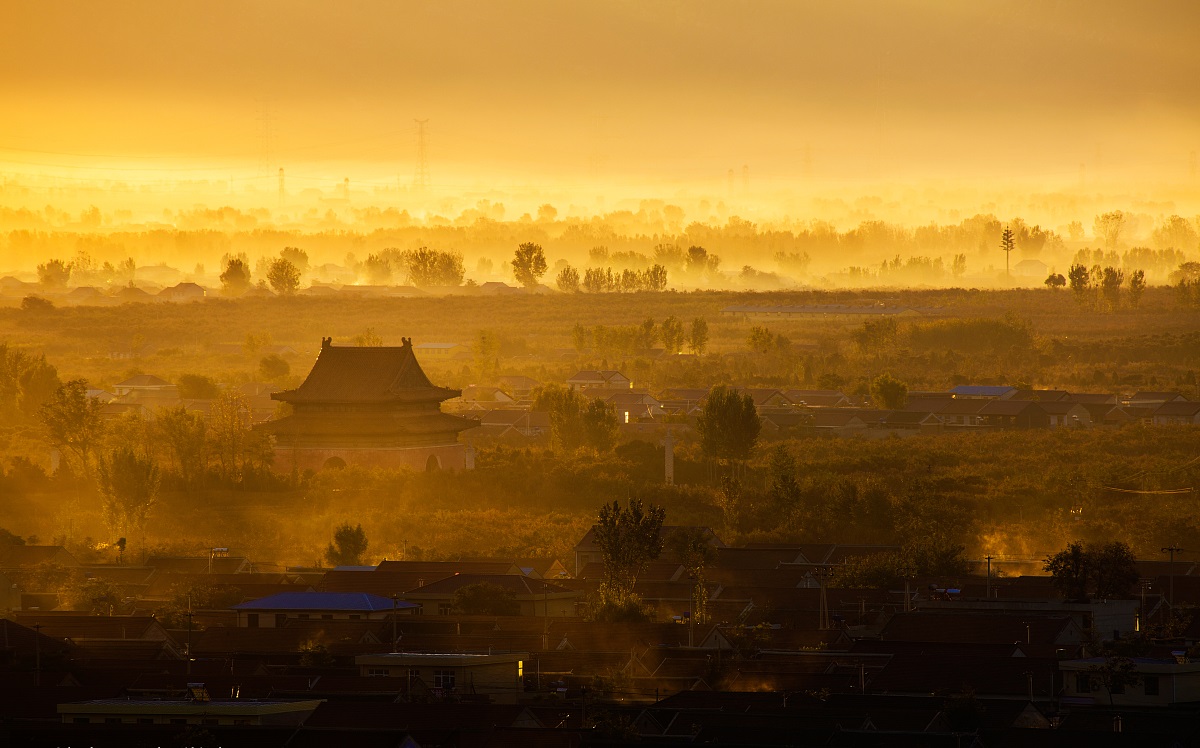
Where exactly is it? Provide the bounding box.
[156,405,207,488]
[593,498,665,594]
[556,264,580,293]
[580,398,619,452]
[999,225,1015,275]
[97,447,160,546]
[689,317,709,355]
[1094,211,1127,251]
[36,259,70,288]
[512,242,548,288]
[1067,264,1092,305]
[1127,269,1146,308]
[660,316,685,354]
[279,247,309,276]
[325,523,369,566]
[870,373,909,409]
[207,391,252,483]
[1043,540,1137,601]
[1100,266,1124,310]
[697,386,761,464]
[747,326,775,354]
[267,257,301,295]
[219,257,251,296]
[40,380,105,476]
[668,527,718,624]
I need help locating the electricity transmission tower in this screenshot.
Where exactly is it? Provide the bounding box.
[413,119,430,195]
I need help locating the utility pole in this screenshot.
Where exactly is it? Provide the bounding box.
[391,594,399,652]
[186,595,193,676]
[33,622,41,687]
[1162,545,1184,607]
[413,119,431,196]
[817,567,835,630]
[664,428,674,486]
[985,555,993,599]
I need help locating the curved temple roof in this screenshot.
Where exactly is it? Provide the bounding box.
[273,337,460,405]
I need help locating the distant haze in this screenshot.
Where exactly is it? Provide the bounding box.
[2,0,1198,197]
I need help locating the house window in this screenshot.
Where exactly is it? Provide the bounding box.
[349,614,361,620]
[105,717,122,724]
[1076,673,1091,693]
[73,717,89,724]
[409,669,420,678]
[298,614,310,620]
[246,613,259,628]
[412,605,423,616]
[438,603,453,615]
[171,719,187,725]
[138,718,154,724]
[367,668,390,677]
[275,614,287,627]
[434,670,456,690]
[1144,676,1160,696]
[321,614,333,620]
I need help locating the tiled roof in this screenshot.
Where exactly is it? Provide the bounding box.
[273,339,458,404]
[232,592,417,612]
[402,574,574,597]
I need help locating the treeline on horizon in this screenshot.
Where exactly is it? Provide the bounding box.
[3,204,1199,286]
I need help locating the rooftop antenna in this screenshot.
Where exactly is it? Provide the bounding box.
[413,119,431,196]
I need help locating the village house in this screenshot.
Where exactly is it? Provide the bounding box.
[978,400,1050,429]
[567,369,632,391]
[58,694,322,727]
[399,574,580,617]
[1060,656,1200,707]
[1041,400,1094,427]
[157,282,206,302]
[496,375,540,400]
[783,389,853,408]
[232,592,418,627]
[355,652,527,703]
[112,374,176,399]
[949,385,1017,400]
[1152,400,1200,425]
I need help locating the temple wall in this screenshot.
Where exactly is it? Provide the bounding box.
[273,443,468,473]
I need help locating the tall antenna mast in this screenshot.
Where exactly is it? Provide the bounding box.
[413,119,431,196]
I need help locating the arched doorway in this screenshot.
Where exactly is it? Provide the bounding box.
[425,454,441,472]
[323,456,347,470]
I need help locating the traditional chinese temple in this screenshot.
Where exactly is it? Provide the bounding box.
[263,337,477,471]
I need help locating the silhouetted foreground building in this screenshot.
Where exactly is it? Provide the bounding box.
[262,337,477,471]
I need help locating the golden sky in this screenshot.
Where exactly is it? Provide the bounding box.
[1,1,1198,190]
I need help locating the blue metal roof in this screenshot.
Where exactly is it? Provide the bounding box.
[231,592,417,612]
